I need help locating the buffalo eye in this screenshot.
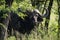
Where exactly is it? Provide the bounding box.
[37,16,43,22]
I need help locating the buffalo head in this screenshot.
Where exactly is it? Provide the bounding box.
[25,8,49,25]
[18,8,49,25]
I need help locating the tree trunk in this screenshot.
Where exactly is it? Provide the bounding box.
[0,25,5,40]
[57,0,60,40]
[0,0,14,40]
[0,12,10,40]
[45,0,53,34]
[4,13,11,40]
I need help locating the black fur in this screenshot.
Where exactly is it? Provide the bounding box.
[8,10,43,36]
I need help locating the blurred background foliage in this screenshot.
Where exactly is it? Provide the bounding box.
[0,0,60,40]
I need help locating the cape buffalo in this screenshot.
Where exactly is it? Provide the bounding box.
[7,8,49,40]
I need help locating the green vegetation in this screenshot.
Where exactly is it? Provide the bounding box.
[8,36,16,40]
[0,0,60,40]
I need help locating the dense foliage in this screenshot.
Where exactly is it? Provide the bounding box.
[0,0,60,40]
